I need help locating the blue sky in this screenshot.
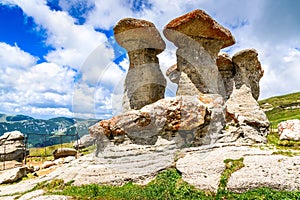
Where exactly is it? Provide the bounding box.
[0,0,300,119]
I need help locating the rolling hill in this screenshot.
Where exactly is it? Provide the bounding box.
[259,92,300,127]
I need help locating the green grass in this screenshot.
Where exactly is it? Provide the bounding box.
[267,133,300,150]
[259,92,300,108]
[30,168,300,200]
[28,142,74,157]
[35,169,211,200]
[218,158,245,191]
[272,150,300,157]
[259,92,300,127]
[264,108,300,127]
[26,142,96,163]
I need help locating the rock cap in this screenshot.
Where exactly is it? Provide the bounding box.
[114,18,166,52]
[163,9,235,48]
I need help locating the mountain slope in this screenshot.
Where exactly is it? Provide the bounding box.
[0,114,99,147]
[259,92,300,126]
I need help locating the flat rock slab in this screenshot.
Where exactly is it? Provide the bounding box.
[38,137,177,186]
[228,153,300,192]
[176,145,268,192]
[177,145,300,193]
[1,143,300,197]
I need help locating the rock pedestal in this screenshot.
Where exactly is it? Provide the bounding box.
[163,9,235,96]
[114,18,166,111]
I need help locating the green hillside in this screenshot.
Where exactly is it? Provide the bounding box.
[259,92,300,127]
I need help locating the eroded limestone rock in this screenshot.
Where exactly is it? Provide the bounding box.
[163,9,235,96]
[232,49,264,100]
[114,18,166,110]
[278,119,300,141]
[219,85,269,144]
[90,95,225,148]
[166,64,180,84]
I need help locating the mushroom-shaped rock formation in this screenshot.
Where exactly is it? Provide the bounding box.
[114,18,167,110]
[163,9,235,97]
[163,9,235,53]
[232,49,264,100]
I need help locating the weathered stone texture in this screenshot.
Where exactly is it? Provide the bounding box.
[90,95,225,147]
[219,85,269,144]
[0,131,26,162]
[163,9,235,51]
[114,18,166,111]
[216,52,235,100]
[232,49,264,100]
[163,9,235,97]
[0,166,29,184]
[278,119,300,141]
[166,64,180,84]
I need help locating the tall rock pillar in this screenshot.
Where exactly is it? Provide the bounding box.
[163,9,235,97]
[114,18,166,111]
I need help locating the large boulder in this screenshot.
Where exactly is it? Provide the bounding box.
[278,119,300,141]
[89,9,269,153]
[90,94,225,148]
[0,131,26,162]
[53,148,77,159]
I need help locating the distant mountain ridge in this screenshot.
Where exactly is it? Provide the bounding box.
[0,114,100,147]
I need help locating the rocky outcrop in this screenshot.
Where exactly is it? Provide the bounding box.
[53,148,77,159]
[114,18,166,111]
[90,9,268,151]
[73,134,94,149]
[164,9,235,96]
[232,49,264,100]
[90,94,225,147]
[219,85,269,144]
[278,119,300,141]
[215,50,268,144]
[0,131,26,162]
